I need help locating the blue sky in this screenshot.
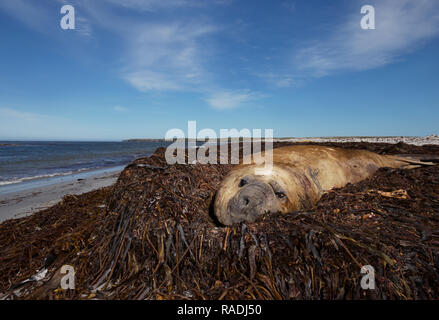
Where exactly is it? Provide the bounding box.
[0,0,438,141]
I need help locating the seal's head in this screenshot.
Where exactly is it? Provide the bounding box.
[214,164,297,226]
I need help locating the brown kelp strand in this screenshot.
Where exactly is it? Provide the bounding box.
[0,142,438,300]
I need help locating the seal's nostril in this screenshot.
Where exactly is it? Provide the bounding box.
[242,196,250,206]
[239,179,248,187]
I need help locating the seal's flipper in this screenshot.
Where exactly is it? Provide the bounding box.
[394,154,439,163]
[388,155,436,169]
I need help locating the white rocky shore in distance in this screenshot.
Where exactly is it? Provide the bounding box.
[275,135,439,146]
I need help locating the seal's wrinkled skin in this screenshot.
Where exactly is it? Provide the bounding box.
[214,145,430,226]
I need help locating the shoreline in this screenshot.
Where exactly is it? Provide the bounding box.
[0,166,123,223]
[123,135,439,146]
[274,135,439,146]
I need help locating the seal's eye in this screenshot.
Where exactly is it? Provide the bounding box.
[275,192,286,199]
[239,179,248,187]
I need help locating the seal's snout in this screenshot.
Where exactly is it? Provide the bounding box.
[237,186,264,209]
[214,167,291,226]
[227,182,273,224]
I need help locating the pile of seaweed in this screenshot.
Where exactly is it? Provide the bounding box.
[0,142,438,300]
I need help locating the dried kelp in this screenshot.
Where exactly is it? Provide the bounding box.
[0,142,438,300]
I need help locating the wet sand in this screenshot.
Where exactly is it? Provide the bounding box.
[0,167,122,223]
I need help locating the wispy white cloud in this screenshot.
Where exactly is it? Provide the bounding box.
[0,0,52,33]
[124,71,182,91]
[206,90,261,110]
[101,0,231,11]
[113,106,128,112]
[102,0,197,11]
[0,0,261,110]
[294,0,439,76]
[0,107,51,120]
[122,22,218,91]
[73,14,93,37]
[69,1,221,92]
[256,72,297,88]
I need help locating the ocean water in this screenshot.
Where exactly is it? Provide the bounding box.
[0,141,170,186]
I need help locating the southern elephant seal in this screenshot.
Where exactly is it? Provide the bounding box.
[214,145,432,226]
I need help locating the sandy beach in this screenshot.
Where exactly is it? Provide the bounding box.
[0,166,122,223]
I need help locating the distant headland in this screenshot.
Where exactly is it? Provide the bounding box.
[0,143,19,147]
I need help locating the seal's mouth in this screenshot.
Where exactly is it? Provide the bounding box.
[226,181,278,224]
